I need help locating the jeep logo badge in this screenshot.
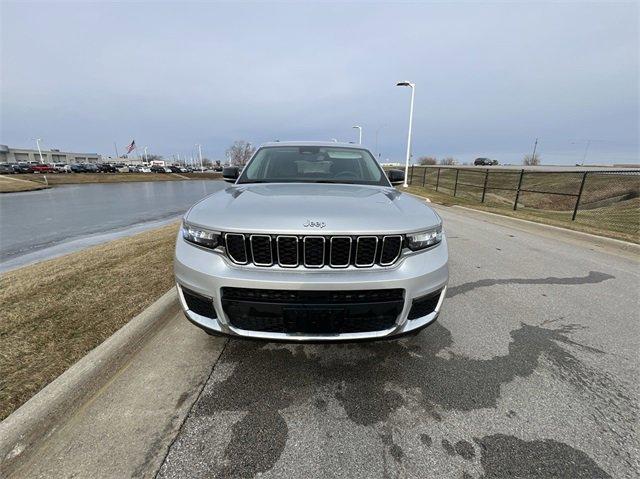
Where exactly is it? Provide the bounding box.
[303,220,326,228]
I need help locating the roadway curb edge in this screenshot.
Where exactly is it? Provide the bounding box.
[0,287,180,477]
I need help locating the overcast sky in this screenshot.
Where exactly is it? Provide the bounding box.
[1,1,638,165]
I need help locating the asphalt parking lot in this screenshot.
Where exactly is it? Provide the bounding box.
[157,206,639,479]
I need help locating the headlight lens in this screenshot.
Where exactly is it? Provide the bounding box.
[182,221,220,249]
[406,225,443,251]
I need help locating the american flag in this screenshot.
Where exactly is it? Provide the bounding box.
[126,140,136,154]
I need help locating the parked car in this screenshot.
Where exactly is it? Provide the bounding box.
[169,165,183,173]
[52,163,72,173]
[114,164,129,173]
[31,164,57,173]
[70,164,86,173]
[0,164,15,174]
[150,165,166,173]
[139,166,152,173]
[81,163,99,173]
[98,163,117,173]
[175,141,448,341]
[474,157,498,166]
[15,162,35,173]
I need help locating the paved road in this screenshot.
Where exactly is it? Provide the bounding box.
[157,206,639,479]
[10,206,638,478]
[0,180,225,263]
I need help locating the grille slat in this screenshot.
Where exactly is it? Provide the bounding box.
[330,237,352,267]
[304,237,325,268]
[277,236,298,267]
[225,233,248,264]
[224,233,405,268]
[380,235,403,266]
[250,235,273,266]
[355,236,378,267]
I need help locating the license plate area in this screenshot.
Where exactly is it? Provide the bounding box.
[283,306,345,333]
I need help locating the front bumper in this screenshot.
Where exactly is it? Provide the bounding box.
[174,234,449,341]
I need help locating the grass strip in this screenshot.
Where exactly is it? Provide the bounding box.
[0,223,179,420]
[17,172,221,186]
[0,175,48,193]
[402,185,639,243]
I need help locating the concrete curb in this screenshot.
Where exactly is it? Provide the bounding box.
[0,287,180,476]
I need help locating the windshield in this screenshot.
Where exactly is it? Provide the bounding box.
[237,146,390,186]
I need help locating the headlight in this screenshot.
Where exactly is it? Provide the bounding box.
[406,224,443,251]
[182,221,220,249]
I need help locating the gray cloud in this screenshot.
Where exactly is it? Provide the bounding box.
[1,1,638,164]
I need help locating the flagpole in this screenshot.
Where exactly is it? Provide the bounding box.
[113,142,119,160]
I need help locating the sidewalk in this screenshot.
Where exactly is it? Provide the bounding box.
[8,313,226,478]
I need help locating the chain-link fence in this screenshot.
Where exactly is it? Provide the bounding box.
[406,166,640,241]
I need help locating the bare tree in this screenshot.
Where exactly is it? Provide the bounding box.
[439,157,457,165]
[225,140,255,166]
[522,153,541,166]
[418,156,437,165]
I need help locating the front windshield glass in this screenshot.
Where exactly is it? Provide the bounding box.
[237,146,390,186]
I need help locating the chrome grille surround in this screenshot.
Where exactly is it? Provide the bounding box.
[249,234,273,266]
[303,236,325,268]
[276,235,299,268]
[225,233,248,265]
[379,235,403,266]
[222,233,405,269]
[354,236,378,267]
[329,236,352,268]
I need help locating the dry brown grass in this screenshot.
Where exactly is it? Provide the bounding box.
[0,175,48,193]
[18,172,221,186]
[403,185,639,243]
[0,223,179,420]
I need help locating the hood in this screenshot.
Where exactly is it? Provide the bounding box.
[185,183,441,235]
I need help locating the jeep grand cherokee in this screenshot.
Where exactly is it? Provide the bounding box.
[174,141,448,341]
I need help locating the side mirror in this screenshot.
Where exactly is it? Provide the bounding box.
[386,169,405,185]
[222,166,239,183]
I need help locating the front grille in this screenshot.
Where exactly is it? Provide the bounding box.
[221,287,404,334]
[222,233,404,268]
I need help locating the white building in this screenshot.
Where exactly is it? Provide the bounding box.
[0,145,100,164]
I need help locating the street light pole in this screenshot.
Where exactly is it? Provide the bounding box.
[352,125,362,144]
[197,144,204,172]
[33,138,44,163]
[396,81,415,188]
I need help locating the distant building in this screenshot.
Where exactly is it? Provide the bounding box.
[0,145,100,164]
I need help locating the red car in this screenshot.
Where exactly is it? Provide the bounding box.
[31,164,57,173]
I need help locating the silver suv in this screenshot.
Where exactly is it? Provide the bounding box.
[174,142,448,341]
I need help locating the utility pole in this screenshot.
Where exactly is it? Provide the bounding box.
[581,140,591,165]
[530,137,538,164]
